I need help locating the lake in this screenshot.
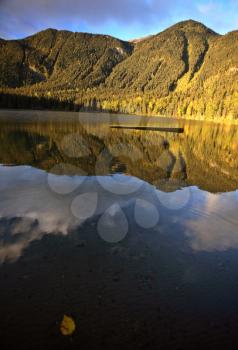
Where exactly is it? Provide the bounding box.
[0,110,238,349]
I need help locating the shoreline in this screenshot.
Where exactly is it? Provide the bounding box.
[0,107,238,126]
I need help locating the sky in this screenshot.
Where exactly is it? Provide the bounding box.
[0,0,238,40]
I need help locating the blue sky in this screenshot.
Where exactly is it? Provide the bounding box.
[0,0,238,40]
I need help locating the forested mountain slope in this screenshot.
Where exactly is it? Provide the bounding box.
[0,28,132,88]
[0,20,238,120]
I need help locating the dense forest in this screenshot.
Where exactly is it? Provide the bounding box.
[0,20,238,121]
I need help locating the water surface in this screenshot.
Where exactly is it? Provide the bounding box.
[0,110,238,349]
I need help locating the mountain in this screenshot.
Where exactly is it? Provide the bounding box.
[0,20,238,120]
[0,28,133,89]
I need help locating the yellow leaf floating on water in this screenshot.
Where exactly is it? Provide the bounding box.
[60,315,76,336]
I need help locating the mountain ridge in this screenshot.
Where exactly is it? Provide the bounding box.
[0,20,237,120]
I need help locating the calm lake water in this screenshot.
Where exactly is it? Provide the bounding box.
[1,110,238,349]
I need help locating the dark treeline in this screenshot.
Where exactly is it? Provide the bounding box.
[0,92,90,112]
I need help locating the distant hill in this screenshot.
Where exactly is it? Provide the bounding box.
[0,20,238,120]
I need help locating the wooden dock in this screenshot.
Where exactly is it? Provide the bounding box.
[110,125,184,133]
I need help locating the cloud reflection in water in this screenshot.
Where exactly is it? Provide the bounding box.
[0,165,238,263]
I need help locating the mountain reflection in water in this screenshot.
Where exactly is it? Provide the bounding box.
[0,111,238,259]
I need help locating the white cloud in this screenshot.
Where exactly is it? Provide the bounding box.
[185,191,238,251]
